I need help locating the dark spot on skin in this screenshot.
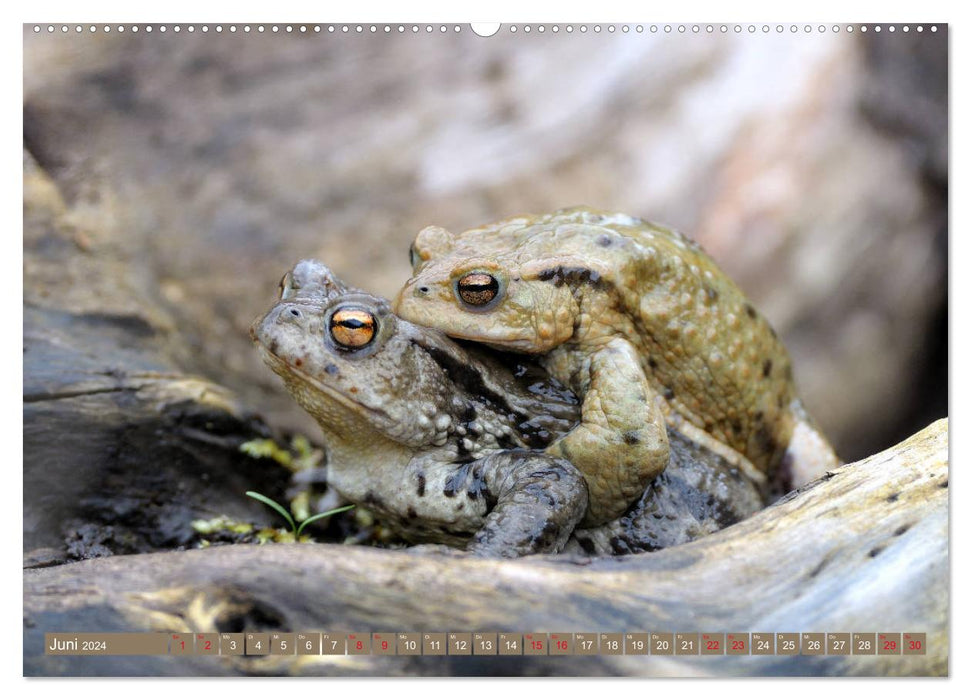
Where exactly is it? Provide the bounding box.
[648,357,658,370]
[293,358,303,368]
[363,491,384,508]
[442,463,495,508]
[597,235,613,247]
[530,521,560,550]
[576,536,597,554]
[469,464,496,508]
[868,545,885,558]
[512,412,559,449]
[731,419,742,435]
[623,431,640,445]
[349,387,358,394]
[886,492,899,503]
[745,303,757,319]
[714,508,743,530]
[705,286,719,303]
[416,473,426,497]
[762,359,773,378]
[497,433,518,449]
[324,364,339,375]
[894,524,910,536]
[609,535,634,555]
[663,387,675,401]
[456,502,464,511]
[269,340,279,355]
[406,507,418,520]
[536,266,607,291]
[443,467,464,499]
[939,479,948,489]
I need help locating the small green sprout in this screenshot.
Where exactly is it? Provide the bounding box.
[246,491,355,538]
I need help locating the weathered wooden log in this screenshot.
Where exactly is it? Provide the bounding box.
[23,151,295,564]
[24,419,948,676]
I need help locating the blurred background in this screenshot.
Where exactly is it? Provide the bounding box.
[23,25,947,462]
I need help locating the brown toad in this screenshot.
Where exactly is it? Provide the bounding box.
[394,206,839,524]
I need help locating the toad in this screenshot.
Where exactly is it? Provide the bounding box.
[394,207,839,524]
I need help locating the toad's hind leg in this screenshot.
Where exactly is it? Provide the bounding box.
[465,451,588,558]
[546,337,669,526]
[663,412,768,488]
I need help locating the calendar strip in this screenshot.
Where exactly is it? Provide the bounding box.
[44,632,927,656]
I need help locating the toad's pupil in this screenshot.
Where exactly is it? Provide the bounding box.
[330,309,376,348]
[457,273,499,306]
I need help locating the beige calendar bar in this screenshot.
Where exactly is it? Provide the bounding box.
[45,633,168,655]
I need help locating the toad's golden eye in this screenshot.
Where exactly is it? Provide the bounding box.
[278,272,293,299]
[456,273,500,307]
[329,308,376,348]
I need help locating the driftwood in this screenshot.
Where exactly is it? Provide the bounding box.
[24,419,948,677]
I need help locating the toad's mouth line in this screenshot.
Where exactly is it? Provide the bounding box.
[256,344,391,424]
[429,328,547,354]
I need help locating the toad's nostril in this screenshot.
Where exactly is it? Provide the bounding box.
[418,286,429,294]
[289,308,301,317]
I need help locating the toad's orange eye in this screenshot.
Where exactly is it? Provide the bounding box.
[329,308,376,348]
[456,273,500,307]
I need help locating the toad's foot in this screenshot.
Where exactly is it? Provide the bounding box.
[464,451,588,558]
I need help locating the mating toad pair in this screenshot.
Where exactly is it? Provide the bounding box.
[252,206,839,557]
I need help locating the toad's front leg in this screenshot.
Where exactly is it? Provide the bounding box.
[545,337,669,526]
[459,450,588,558]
